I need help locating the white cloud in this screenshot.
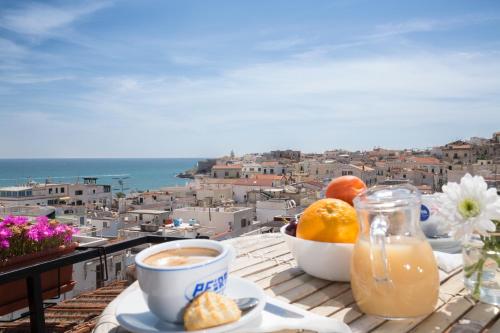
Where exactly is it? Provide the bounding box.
[0,74,74,84]
[0,1,112,37]
[255,38,305,51]
[373,14,500,38]
[41,50,495,157]
[169,55,210,66]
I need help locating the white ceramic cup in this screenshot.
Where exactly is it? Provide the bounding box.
[135,239,236,323]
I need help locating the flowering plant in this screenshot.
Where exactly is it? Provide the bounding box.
[0,215,78,262]
[437,174,500,300]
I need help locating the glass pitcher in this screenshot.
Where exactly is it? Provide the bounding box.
[351,184,439,319]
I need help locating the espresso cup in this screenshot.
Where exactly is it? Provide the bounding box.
[135,239,236,323]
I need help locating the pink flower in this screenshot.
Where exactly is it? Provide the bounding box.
[2,215,28,226]
[36,216,49,225]
[54,225,66,235]
[0,227,12,239]
[27,227,40,242]
[0,239,9,249]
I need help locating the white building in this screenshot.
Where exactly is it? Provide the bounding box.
[261,161,287,175]
[232,178,275,203]
[256,199,299,223]
[242,163,263,178]
[211,164,243,179]
[67,178,112,207]
[0,177,112,208]
[129,209,171,225]
[171,206,255,235]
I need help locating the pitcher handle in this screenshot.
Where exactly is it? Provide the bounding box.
[369,214,391,283]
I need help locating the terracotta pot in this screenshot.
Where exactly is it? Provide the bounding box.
[0,243,77,316]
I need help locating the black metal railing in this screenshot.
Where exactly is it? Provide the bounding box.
[0,235,192,333]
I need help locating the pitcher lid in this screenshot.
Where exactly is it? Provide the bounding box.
[353,184,421,210]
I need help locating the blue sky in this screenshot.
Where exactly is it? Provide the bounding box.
[1,0,499,158]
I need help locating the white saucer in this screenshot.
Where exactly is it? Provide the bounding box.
[428,237,462,254]
[116,276,266,333]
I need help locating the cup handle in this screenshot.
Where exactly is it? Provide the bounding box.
[224,243,237,264]
[369,215,391,283]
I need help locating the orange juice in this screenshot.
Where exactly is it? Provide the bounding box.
[351,236,439,319]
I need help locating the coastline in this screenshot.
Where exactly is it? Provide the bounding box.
[0,158,203,192]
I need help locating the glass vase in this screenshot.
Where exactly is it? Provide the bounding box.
[462,236,500,305]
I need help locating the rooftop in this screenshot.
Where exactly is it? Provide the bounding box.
[0,281,128,333]
[129,209,169,215]
[233,178,275,186]
[407,156,442,165]
[211,164,243,170]
[261,161,280,167]
[0,186,32,191]
[174,206,251,213]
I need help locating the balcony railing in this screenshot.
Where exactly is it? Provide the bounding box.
[0,235,194,333]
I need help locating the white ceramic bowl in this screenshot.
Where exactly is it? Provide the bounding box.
[280,225,353,281]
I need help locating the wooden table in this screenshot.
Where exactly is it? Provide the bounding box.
[223,233,500,333]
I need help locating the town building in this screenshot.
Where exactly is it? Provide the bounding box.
[170,206,255,236]
[441,141,477,164]
[0,178,112,208]
[211,164,243,179]
[256,199,299,223]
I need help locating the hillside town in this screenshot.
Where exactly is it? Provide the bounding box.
[0,131,499,317]
[1,131,499,239]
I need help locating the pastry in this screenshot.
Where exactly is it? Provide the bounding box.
[183,291,241,331]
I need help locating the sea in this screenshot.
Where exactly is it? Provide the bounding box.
[0,158,201,192]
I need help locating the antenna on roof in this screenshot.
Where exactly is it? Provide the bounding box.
[112,176,130,192]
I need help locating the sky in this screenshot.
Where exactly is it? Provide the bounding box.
[1,0,500,158]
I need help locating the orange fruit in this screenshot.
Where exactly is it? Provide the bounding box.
[297,198,359,243]
[325,176,367,206]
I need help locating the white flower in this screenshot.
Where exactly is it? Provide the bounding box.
[437,173,500,241]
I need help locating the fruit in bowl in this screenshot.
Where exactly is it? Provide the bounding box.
[281,198,360,282]
[325,175,367,206]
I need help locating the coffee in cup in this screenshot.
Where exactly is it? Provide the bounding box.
[143,247,220,267]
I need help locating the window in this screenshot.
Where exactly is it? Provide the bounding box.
[96,264,104,288]
[258,168,261,172]
[453,153,458,158]
[403,174,406,179]
[103,221,109,228]
[241,218,247,228]
[225,171,229,177]
[60,187,65,193]
[270,168,274,174]
[55,188,59,193]
[48,188,53,194]
[341,171,353,176]
[104,185,111,193]
[213,172,216,177]
[93,189,96,194]
[464,153,468,157]
[75,190,83,195]
[115,262,122,277]
[236,172,240,178]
